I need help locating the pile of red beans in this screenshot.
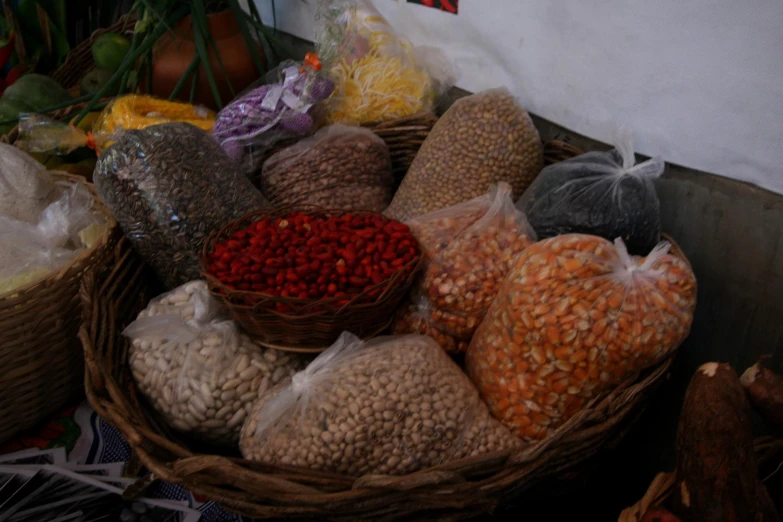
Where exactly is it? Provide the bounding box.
[205,212,420,304]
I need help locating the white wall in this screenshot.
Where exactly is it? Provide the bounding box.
[254,0,783,195]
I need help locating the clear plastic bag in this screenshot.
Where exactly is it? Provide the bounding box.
[211,57,335,174]
[0,178,107,294]
[260,124,393,211]
[0,144,57,223]
[126,281,309,446]
[466,234,697,443]
[239,332,518,476]
[517,130,664,255]
[16,95,216,156]
[394,183,535,353]
[315,0,455,124]
[94,122,268,289]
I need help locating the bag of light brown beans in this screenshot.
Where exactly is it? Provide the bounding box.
[260,124,394,212]
[239,332,519,476]
[125,281,310,446]
[466,234,697,444]
[394,183,535,353]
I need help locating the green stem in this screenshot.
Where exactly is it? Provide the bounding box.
[72,5,191,125]
[169,54,201,100]
[203,22,235,99]
[189,70,199,104]
[145,49,153,93]
[118,13,144,96]
[191,0,223,109]
[228,0,266,75]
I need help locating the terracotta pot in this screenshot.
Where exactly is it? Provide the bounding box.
[142,9,266,110]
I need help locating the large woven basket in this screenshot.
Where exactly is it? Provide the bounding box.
[200,206,423,350]
[0,172,118,443]
[80,140,690,520]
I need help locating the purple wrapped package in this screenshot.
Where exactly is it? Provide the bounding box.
[211,60,334,174]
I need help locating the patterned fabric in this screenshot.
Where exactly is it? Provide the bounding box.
[1,401,247,522]
[407,0,458,14]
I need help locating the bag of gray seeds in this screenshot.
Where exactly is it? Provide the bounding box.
[0,143,57,223]
[240,332,519,476]
[94,122,268,289]
[517,131,663,255]
[125,281,309,446]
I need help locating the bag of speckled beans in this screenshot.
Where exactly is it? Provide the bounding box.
[393,183,535,354]
[239,332,519,476]
[466,234,697,444]
[260,124,394,212]
[125,281,308,446]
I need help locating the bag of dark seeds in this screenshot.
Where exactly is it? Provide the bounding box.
[94,122,268,289]
[516,132,663,255]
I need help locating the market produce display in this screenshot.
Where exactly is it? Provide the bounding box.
[240,333,519,476]
[211,58,335,174]
[467,234,697,441]
[94,122,267,289]
[385,88,544,221]
[125,281,309,445]
[518,133,664,255]
[674,363,780,522]
[2,7,725,515]
[394,183,534,352]
[315,0,453,124]
[204,210,419,307]
[260,124,393,211]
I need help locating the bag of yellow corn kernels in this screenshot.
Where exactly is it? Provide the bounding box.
[466,234,697,443]
[394,183,535,354]
[16,95,215,156]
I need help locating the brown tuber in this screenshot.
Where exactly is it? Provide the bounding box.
[675,362,780,522]
[741,360,783,431]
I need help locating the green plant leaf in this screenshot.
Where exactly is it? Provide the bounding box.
[169,54,200,100]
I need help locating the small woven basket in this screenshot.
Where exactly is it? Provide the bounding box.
[618,436,783,522]
[200,206,423,350]
[80,140,694,520]
[363,112,438,184]
[0,172,118,443]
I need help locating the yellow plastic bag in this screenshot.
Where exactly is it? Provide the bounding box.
[316,0,455,124]
[17,95,216,155]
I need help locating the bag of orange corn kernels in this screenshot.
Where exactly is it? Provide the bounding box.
[466,234,697,443]
[394,183,535,354]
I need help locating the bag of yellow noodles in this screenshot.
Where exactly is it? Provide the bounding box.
[16,95,216,156]
[315,0,455,124]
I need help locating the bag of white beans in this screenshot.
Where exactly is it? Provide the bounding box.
[125,281,309,446]
[239,332,519,476]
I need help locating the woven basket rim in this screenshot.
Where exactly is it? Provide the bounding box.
[0,171,117,300]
